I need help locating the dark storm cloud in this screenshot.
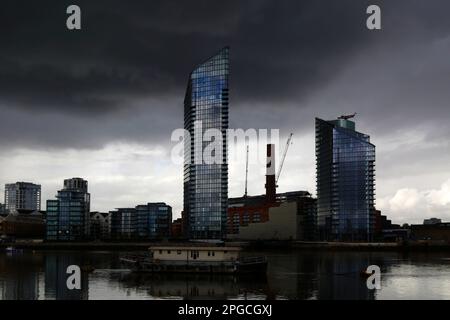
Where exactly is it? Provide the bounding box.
[0,0,450,149]
[0,0,371,113]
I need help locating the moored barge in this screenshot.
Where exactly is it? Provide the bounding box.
[120,245,267,274]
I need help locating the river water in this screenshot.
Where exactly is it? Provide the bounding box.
[1,249,450,300]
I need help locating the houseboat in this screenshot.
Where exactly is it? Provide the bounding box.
[120,245,267,274]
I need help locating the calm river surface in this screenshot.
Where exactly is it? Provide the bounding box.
[1,250,450,300]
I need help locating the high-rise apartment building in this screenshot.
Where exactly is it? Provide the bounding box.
[183,47,229,239]
[46,178,91,241]
[316,117,375,241]
[4,182,41,213]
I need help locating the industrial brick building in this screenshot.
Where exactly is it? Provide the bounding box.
[226,144,317,241]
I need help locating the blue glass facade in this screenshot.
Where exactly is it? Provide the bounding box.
[184,47,229,239]
[110,208,137,240]
[316,118,375,241]
[136,203,172,239]
[110,203,172,240]
[46,178,90,241]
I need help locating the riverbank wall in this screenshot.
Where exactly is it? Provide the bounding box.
[1,240,450,252]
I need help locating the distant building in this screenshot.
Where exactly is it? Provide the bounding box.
[424,218,442,225]
[228,198,271,236]
[110,208,137,240]
[227,145,280,235]
[0,211,45,239]
[46,178,91,241]
[227,201,292,241]
[171,218,184,239]
[373,209,401,239]
[172,211,187,239]
[110,203,172,240]
[0,203,5,216]
[316,117,376,241]
[227,142,317,241]
[411,223,450,242]
[184,47,229,240]
[90,212,111,240]
[381,228,410,242]
[4,182,41,214]
[295,194,318,241]
[227,191,317,241]
[136,203,172,239]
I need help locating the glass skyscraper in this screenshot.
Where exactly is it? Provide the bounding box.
[46,178,91,241]
[316,117,375,241]
[183,47,229,239]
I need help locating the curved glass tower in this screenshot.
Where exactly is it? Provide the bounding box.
[183,47,229,239]
[316,117,375,241]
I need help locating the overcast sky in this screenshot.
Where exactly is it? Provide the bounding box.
[1,0,449,224]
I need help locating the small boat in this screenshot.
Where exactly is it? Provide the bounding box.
[121,245,267,274]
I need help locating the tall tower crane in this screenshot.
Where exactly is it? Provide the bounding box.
[276,133,293,185]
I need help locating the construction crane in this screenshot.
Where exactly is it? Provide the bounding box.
[276,133,293,185]
[244,144,249,197]
[338,113,357,120]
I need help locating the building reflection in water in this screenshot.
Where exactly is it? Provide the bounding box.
[115,251,386,300]
[116,273,269,300]
[264,250,395,300]
[0,250,426,300]
[265,250,318,299]
[44,254,89,300]
[316,252,376,300]
[0,252,42,300]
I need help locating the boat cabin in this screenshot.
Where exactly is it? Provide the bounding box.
[149,246,241,262]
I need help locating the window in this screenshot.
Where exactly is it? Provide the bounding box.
[167,250,171,254]
[177,250,182,255]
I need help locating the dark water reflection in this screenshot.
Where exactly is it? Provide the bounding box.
[1,250,450,300]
